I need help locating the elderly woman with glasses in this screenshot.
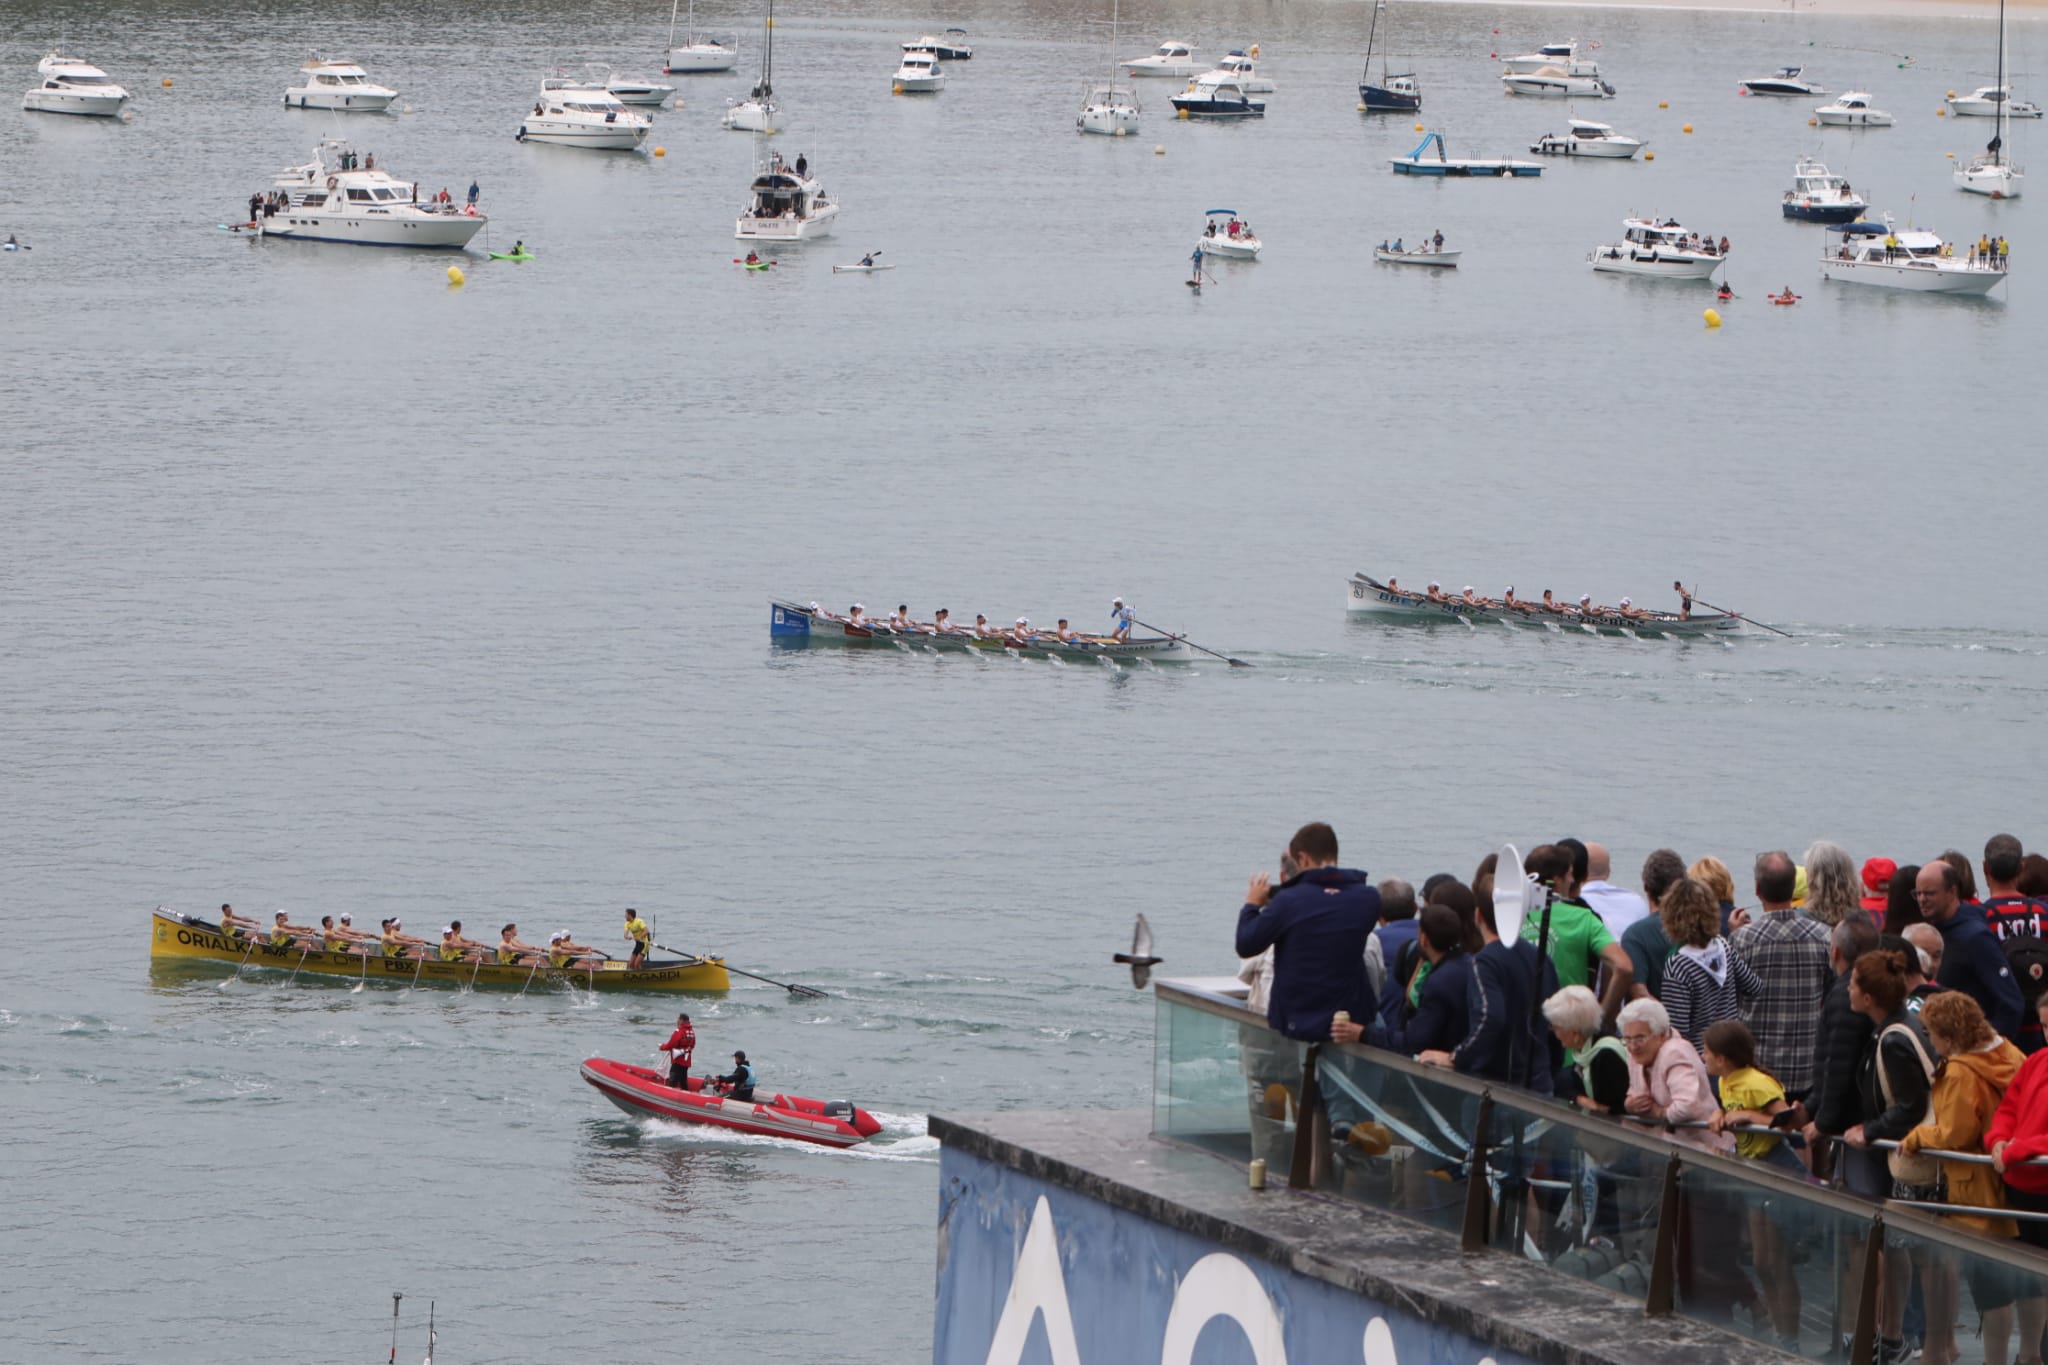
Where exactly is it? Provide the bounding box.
[1620,997,1734,1155]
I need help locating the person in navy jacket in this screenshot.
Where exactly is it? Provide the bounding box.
[1921,862,2025,1038]
[1235,822,1378,1042]
[1421,888,1560,1095]
[1337,903,1473,1056]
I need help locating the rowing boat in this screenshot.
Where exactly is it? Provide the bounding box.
[147,910,731,992]
[770,600,1197,661]
[1344,572,1744,637]
[581,1057,882,1147]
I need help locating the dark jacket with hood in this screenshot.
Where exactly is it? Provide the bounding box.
[1236,866,1378,1041]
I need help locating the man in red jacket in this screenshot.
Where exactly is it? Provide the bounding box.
[660,1013,696,1089]
[1989,995,2048,1247]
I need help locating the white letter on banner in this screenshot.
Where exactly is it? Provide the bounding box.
[1159,1253,1286,1365]
[983,1196,1083,1365]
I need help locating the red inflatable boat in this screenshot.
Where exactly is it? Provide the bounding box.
[579,1057,883,1148]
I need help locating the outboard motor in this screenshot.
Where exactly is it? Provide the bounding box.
[822,1100,854,1120]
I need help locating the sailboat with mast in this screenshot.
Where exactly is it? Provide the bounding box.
[1956,0,2023,197]
[1358,0,1420,113]
[721,0,778,131]
[665,0,737,73]
[1078,0,1141,135]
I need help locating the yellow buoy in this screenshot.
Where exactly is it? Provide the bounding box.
[1414,122,1424,132]
[1644,151,1655,161]
[1658,100,1668,109]
[1178,107,1189,119]
[1936,108,1946,116]
[1682,123,1694,134]
[892,82,903,94]
[1703,307,1721,328]
[1154,143,1165,155]
[1357,102,1366,112]
[1947,151,1957,159]
[654,145,665,156]
[1808,116,1818,126]
[1948,89,1958,98]
[447,265,465,286]
[162,77,173,88]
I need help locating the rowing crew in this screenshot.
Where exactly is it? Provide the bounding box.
[214,902,651,969]
[1386,578,1716,622]
[810,596,1141,644]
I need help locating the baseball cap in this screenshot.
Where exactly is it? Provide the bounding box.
[338,913,352,923]
[1862,857,1898,893]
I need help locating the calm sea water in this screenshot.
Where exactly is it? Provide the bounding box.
[3,0,2044,1359]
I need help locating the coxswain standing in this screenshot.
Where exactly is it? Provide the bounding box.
[1673,580,1695,621]
[218,903,261,943]
[623,907,652,968]
[496,923,547,964]
[660,1013,697,1089]
[1110,596,1135,641]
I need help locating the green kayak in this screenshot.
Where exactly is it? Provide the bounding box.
[489,251,535,262]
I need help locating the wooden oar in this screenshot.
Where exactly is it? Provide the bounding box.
[352,950,371,992]
[407,955,426,991]
[1684,589,1792,637]
[1132,617,1252,667]
[660,944,825,998]
[517,960,541,997]
[286,945,313,985]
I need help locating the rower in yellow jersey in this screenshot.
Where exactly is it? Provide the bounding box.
[438,920,490,963]
[548,930,600,969]
[318,915,355,954]
[623,907,652,969]
[496,923,547,965]
[218,903,261,944]
[380,918,430,959]
[269,910,318,949]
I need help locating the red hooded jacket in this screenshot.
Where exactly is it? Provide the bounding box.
[1986,1046,2048,1195]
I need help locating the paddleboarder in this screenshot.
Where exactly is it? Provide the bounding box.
[1188,243,1204,288]
[660,1013,697,1088]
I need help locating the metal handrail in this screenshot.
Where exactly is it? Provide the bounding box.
[1626,1114,2048,1168]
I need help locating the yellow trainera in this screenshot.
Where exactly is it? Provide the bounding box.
[148,910,730,993]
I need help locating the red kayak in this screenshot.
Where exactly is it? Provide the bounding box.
[579,1057,883,1148]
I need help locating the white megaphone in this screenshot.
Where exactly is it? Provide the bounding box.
[1491,843,1546,947]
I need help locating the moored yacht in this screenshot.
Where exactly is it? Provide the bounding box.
[284,57,397,111]
[1820,217,2006,294]
[607,73,678,105]
[722,0,780,130]
[1815,91,1892,126]
[1948,85,2042,118]
[1530,118,1641,157]
[23,53,130,117]
[1781,156,1866,221]
[1589,217,1726,279]
[1358,0,1419,113]
[1502,60,1613,98]
[1124,41,1202,79]
[1169,72,1263,118]
[665,0,738,72]
[735,150,837,240]
[1210,50,1273,93]
[904,32,972,61]
[1956,147,2023,198]
[1078,82,1139,135]
[518,77,653,148]
[1741,66,1824,96]
[259,141,487,248]
[893,51,945,92]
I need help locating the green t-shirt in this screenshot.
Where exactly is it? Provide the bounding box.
[1534,898,1614,990]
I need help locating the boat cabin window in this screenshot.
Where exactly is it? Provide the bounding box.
[347,187,374,201]
[61,73,112,85]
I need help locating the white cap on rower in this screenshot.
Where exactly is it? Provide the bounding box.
[1579,594,1591,605]
[441,925,453,936]
[1016,617,1028,625]
[809,601,821,611]
[1620,596,1632,607]
[549,931,566,943]
[851,603,863,611]
[391,918,402,928]
[1462,585,1474,594]
[1428,581,1440,590]
[338,913,352,923]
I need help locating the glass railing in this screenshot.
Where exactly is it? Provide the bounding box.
[1153,977,2048,1357]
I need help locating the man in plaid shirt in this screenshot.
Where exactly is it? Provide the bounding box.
[1730,850,1833,1098]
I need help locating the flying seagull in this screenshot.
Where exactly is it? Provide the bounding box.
[1113,913,1163,988]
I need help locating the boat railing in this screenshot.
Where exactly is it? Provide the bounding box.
[1153,977,2048,1353]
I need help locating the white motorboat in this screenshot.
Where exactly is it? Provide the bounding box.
[665,0,738,72]
[1816,92,1892,126]
[1741,66,1825,96]
[735,150,837,240]
[607,73,678,105]
[1500,42,1580,76]
[256,140,487,249]
[893,51,945,92]
[722,0,780,130]
[1124,41,1202,79]
[518,77,652,149]
[1589,218,1726,279]
[1948,85,2043,118]
[1956,0,2026,198]
[1502,61,1613,98]
[283,57,397,112]
[1781,156,1867,221]
[1821,217,2006,294]
[1195,209,1261,258]
[1374,242,1459,266]
[1530,118,1641,158]
[903,32,972,61]
[23,53,130,117]
[1209,49,1273,94]
[1077,82,1140,134]
[1169,72,1264,118]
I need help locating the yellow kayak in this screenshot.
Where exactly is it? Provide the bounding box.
[147,910,730,993]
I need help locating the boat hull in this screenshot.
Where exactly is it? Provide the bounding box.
[667,44,738,73]
[147,911,731,992]
[1956,166,2023,198]
[1950,99,2041,118]
[894,74,945,92]
[580,1059,881,1148]
[23,89,129,116]
[608,83,676,105]
[1589,248,1721,279]
[737,205,837,240]
[1503,75,1611,98]
[1169,98,1263,118]
[1345,575,1743,637]
[1375,249,1459,266]
[1816,109,1892,126]
[1358,82,1420,112]
[771,601,1196,662]
[518,118,650,149]
[285,90,397,112]
[1821,259,2006,294]
[1078,105,1140,135]
[1741,82,1822,97]
[261,210,488,249]
[720,99,777,132]
[1783,199,1865,223]
[1531,135,1639,158]
[1197,237,1260,258]
[1125,61,1202,78]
